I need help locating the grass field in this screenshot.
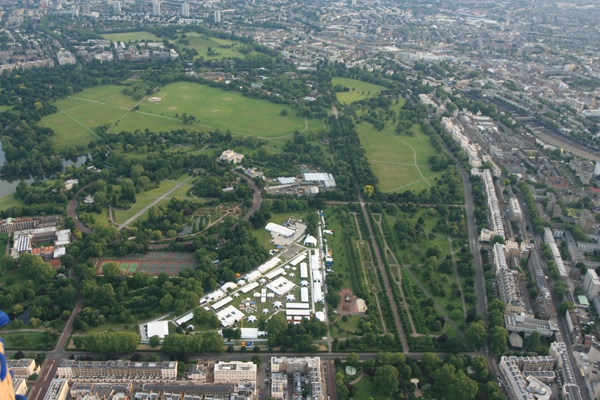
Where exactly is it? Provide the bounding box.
[333,77,387,104]
[114,181,179,223]
[40,85,137,148]
[358,122,440,193]
[181,33,255,60]
[41,83,314,149]
[354,376,392,400]
[0,193,25,212]
[102,31,160,43]
[138,82,308,137]
[2,331,55,350]
[0,105,13,112]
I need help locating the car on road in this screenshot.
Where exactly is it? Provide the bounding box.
[259,391,262,398]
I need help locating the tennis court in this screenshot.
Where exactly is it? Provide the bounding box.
[98,252,197,276]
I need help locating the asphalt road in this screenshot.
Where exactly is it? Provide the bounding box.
[515,190,592,400]
[232,170,262,222]
[67,181,97,234]
[439,138,487,319]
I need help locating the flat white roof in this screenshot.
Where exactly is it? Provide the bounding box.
[310,252,320,270]
[147,321,169,339]
[301,287,309,302]
[265,267,285,280]
[175,313,194,326]
[286,303,310,309]
[216,305,244,327]
[312,270,322,282]
[201,289,226,303]
[212,296,233,310]
[300,263,308,278]
[245,270,262,282]
[313,282,323,302]
[266,276,295,296]
[240,327,258,339]
[289,254,306,266]
[258,257,281,274]
[285,310,311,316]
[240,281,259,293]
[265,223,295,238]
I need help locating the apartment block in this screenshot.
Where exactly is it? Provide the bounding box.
[270,357,324,400]
[550,342,580,394]
[43,379,69,400]
[8,358,39,378]
[543,227,568,279]
[499,357,552,400]
[13,378,27,396]
[508,198,523,222]
[213,361,257,384]
[57,360,177,383]
[583,269,600,299]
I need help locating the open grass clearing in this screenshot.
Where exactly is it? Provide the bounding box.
[0,193,25,212]
[358,121,439,193]
[79,208,111,229]
[323,207,353,290]
[2,331,55,350]
[102,31,160,43]
[137,82,308,137]
[114,181,179,223]
[354,376,392,400]
[66,102,127,128]
[40,113,97,148]
[181,33,256,60]
[0,270,30,286]
[333,77,387,104]
[70,85,127,101]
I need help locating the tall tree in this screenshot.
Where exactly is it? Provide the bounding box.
[373,365,399,396]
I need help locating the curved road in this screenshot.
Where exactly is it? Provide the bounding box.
[67,181,97,234]
[232,170,262,221]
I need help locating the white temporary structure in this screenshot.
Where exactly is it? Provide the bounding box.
[146,321,169,339]
[265,223,294,238]
[240,281,259,294]
[212,296,233,311]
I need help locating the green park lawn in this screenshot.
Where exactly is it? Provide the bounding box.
[114,181,179,224]
[354,376,392,400]
[0,105,13,112]
[2,331,56,350]
[323,207,353,290]
[181,33,255,60]
[102,31,160,43]
[357,122,439,193]
[333,77,387,104]
[41,83,314,149]
[138,82,308,137]
[0,193,25,212]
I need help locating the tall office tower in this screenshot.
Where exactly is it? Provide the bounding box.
[81,2,90,14]
[214,10,221,23]
[153,1,161,16]
[182,2,189,17]
[113,1,121,14]
[352,0,357,5]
